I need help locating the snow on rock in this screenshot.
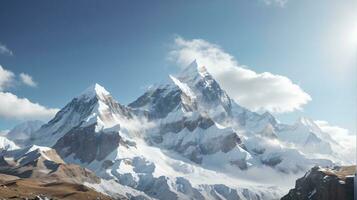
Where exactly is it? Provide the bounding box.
[71,138,284,200]
[29,83,136,147]
[0,136,19,151]
[78,83,110,102]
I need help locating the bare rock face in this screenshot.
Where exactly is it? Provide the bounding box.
[159,115,215,135]
[281,165,355,200]
[129,86,183,119]
[53,124,121,163]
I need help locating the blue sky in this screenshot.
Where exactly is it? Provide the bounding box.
[0,0,356,133]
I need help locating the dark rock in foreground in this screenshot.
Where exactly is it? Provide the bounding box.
[281,165,355,200]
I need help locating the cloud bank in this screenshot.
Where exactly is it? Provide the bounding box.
[0,66,58,121]
[169,37,311,113]
[20,73,37,87]
[0,92,59,121]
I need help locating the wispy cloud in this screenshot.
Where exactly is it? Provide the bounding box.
[0,65,15,91]
[20,73,37,87]
[262,0,288,7]
[1,66,39,89]
[0,43,13,56]
[169,36,311,113]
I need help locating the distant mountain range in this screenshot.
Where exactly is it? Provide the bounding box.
[0,60,354,199]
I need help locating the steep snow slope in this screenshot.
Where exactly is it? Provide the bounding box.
[30,83,136,147]
[0,136,19,151]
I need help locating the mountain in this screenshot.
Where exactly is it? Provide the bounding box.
[0,145,127,199]
[129,61,334,173]
[29,84,133,148]
[17,60,353,199]
[5,120,44,146]
[129,60,261,129]
[281,165,355,200]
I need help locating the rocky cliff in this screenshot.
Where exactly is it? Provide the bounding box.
[281,165,355,200]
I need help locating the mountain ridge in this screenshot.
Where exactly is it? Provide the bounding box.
[2,60,353,200]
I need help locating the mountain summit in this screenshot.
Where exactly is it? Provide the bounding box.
[29,83,132,147]
[79,83,110,100]
[175,60,210,81]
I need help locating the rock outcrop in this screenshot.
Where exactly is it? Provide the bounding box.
[0,145,127,199]
[281,165,355,200]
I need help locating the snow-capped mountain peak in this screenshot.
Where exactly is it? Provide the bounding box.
[128,59,234,121]
[176,59,210,81]
[174,60,231,103]
[29,83,134,147]
[78,83,110,101]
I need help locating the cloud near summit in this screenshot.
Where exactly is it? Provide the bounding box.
[169,37,311,113]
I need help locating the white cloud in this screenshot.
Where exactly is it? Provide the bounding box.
[262,0,288,7]
[0,43,13,56]
[315,120,356,163]
[20,73,37,87]
[169,37,311,113]
[0,92,59,121]
[0,65,15,91]
[0,65,58,121]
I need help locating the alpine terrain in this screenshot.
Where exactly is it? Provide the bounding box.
[1,60,354,199]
